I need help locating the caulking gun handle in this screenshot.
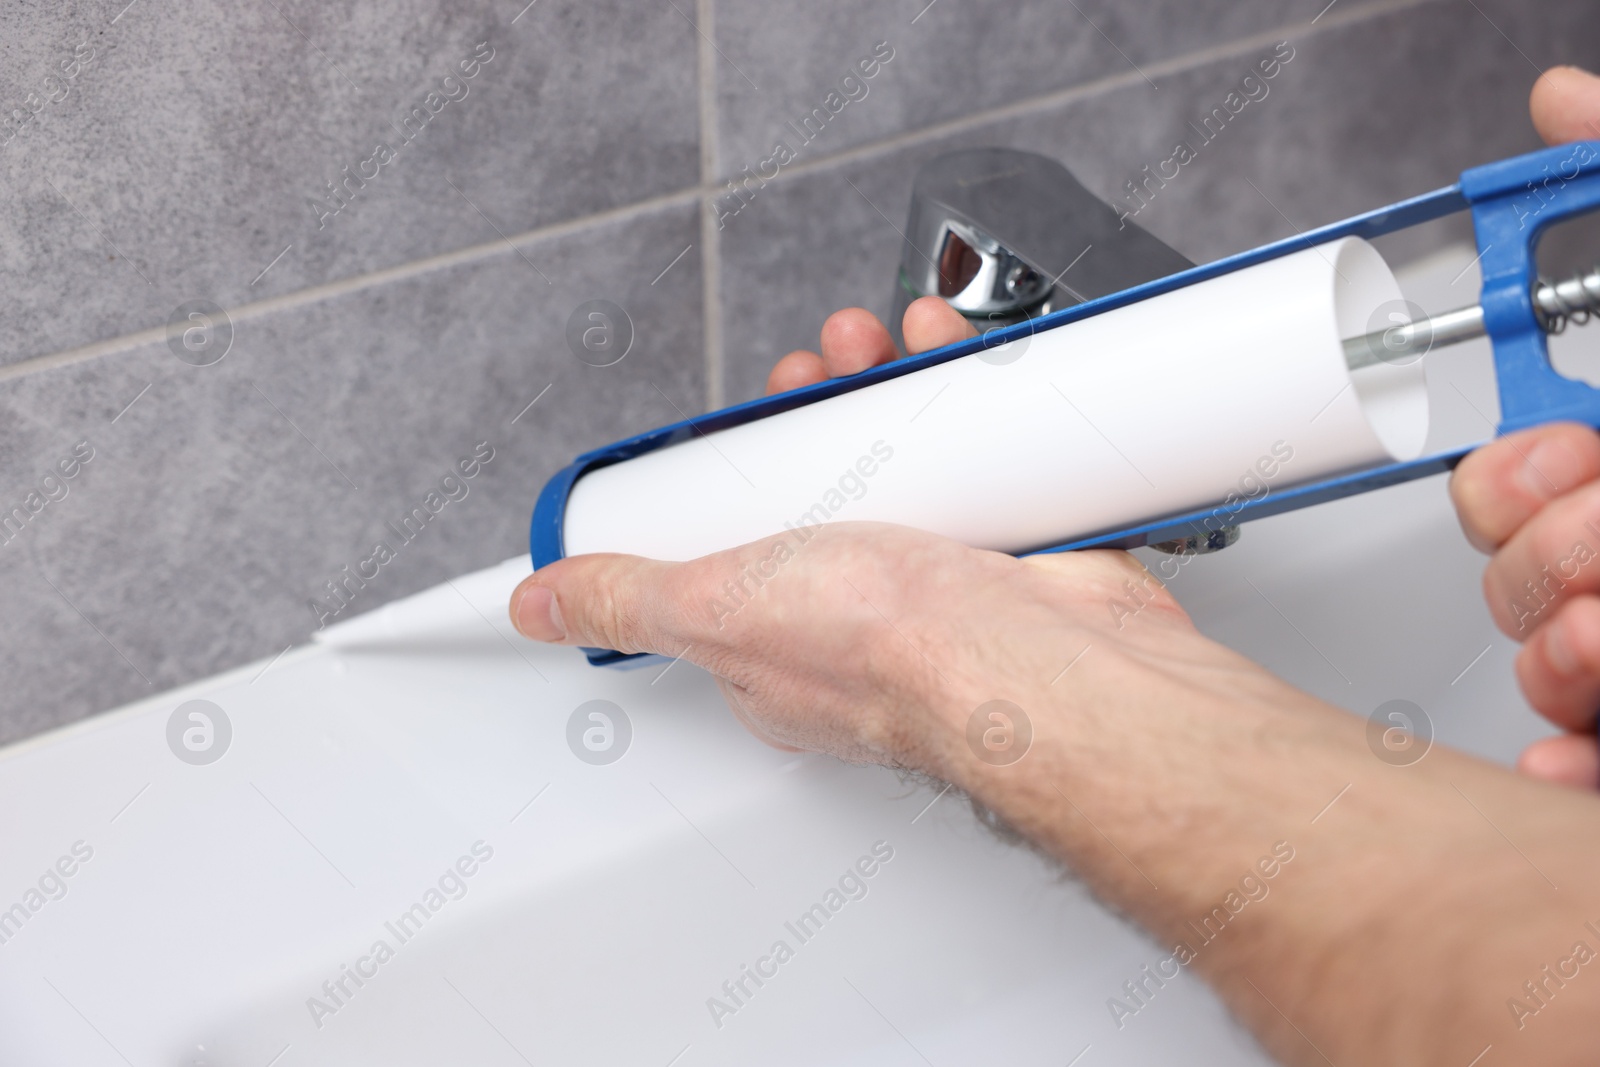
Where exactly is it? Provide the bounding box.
[1461,140,1600,434]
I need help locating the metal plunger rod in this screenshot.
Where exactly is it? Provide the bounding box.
[1342,264,1600,371]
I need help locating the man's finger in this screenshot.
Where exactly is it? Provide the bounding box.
[1530,65,1600,146]
[818,307,898,378]
[511,553,698,656]
[1514,594,1600,732]
[1482,476,1600,638]
[1517,734,1600,790]
[902,295,975,354]
[767,349,827,395]
[1448,423,1600,553]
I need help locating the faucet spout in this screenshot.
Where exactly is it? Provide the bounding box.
[892,147,1194,346]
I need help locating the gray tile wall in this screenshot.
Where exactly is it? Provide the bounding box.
[1,0,1595,743]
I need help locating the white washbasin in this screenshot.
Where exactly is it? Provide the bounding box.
[0,556,1265,1066]
[0,245,1582,1065]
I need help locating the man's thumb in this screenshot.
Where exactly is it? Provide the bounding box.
[509,553,687,656]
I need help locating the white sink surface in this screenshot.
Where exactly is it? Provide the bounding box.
[0,245,1587,1065]
[0,556,1264,1067]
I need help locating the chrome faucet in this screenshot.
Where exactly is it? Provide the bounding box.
[891,146,1193,343]
[891,148,1237,553]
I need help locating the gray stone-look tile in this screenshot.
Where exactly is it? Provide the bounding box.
[4,0,1598,750]
[710,0,1308,180]
[0,0,699,365]
[0,202,702,744]
[717,0,1600,403]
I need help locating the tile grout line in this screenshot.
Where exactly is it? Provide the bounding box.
[697,0,725,412]
[759,0,1439,188]
[0,0,1437,388]
[0,183,704,385]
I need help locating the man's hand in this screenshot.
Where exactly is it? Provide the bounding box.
[1452,423,1600,788]
[511,518,1232,772]
[1448,65,1600,790]
[513,292,1226,772]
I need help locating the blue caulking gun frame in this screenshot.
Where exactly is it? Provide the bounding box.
[532,140,1600,666]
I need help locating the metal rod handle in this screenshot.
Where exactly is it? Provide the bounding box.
[1342,264,1600,371]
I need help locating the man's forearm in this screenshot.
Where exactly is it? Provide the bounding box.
[934,629,1600,1066]
[515,519,1600,1062]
